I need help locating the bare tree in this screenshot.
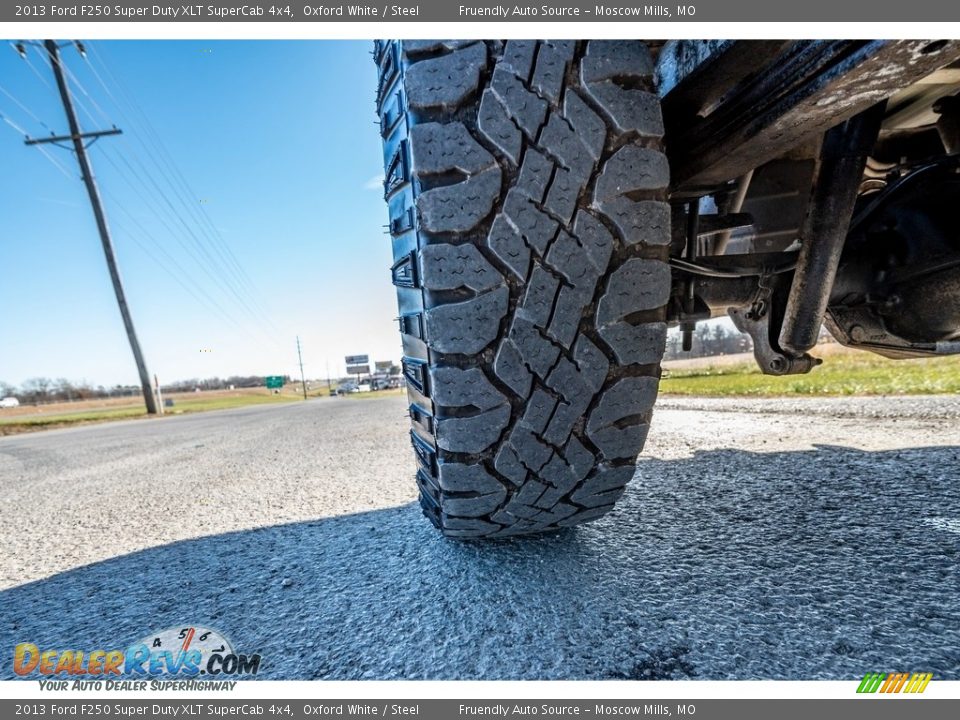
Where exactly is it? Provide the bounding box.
[665,323,754,360]
[54,378,77,402]
[21,377,53,404]
[695,324,714,355]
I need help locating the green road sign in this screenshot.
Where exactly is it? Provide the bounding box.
[265,376,284,389]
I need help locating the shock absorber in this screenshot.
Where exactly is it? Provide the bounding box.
[681,199,700,351]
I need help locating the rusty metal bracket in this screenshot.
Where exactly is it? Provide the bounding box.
[729,286,822,376]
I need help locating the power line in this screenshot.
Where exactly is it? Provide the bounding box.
[108,213,250,335]
[5,41,287,375]
[92,146,251,303]
[9,42,53,91]
[7,43,268,324]
[0,81,53,132]
[0,107,28,135]
[75,42,277,333]
[58,51,266,327]
[84,46,260,280]
[91,143,285,351]
[32,142,75,180]
[0,106,75,179]
[94,141,276,338]
[102,186,287,349]
[2,101,277,349]
[84,41,276,326]
[32,44,100,131]
[85,45,254,281]
[57,50,113,126]
[120,97,274,328]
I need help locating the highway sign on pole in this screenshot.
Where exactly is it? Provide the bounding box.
[374,360,393,372]
[345,354,369,366]
[265,376,284,389]
[346,364,370,376]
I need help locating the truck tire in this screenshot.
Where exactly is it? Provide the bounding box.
[375,40,671,538]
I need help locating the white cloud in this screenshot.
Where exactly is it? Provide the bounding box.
[364,174,383,191]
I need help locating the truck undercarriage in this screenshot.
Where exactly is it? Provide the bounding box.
[658,39,960,373]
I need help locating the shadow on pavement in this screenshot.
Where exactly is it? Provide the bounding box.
[3,444,959,680]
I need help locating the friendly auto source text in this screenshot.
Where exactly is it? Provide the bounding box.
[459,706,695,716]
[458,5,688,16]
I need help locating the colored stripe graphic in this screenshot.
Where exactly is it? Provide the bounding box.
[857,672,886,693]
[857,672,932,693]
[889,673,909,693]
[905,673,933,693]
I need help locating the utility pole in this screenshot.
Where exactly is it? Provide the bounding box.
[27,40,158,414]
[154,374,164,415]
[296,336,307,400]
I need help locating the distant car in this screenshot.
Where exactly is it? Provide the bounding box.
[0,397,20,408]
[335,382,359,395]
[370,376,404,390]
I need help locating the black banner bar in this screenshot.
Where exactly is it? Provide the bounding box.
[4,1,960,22]
[2,699,960,720]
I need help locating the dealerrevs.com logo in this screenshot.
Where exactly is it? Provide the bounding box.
[13,626,262,689]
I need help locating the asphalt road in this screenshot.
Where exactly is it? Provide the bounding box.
[2,393,959,680]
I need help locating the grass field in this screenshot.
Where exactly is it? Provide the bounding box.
[2,346,957,434]
[0,386,402,435]
[660,344,960,396]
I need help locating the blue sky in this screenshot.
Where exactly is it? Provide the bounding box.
[0,40,397,387]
